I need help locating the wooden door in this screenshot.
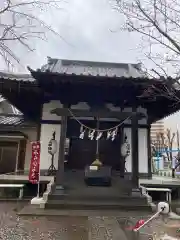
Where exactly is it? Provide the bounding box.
[99,138,121,169]
[0,142,18,174]
[68,137,121,170]
[17,139,27,171]
[68,138,96,169]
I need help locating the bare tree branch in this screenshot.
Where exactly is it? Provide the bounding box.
[114,0,180,103]
[154,129,175,162]
[0,0,65,67]
[115,0,180,77]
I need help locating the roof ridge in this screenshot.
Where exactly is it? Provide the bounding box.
[0,71,31,76]
[0,71,35,82]
[46,57,140,67]
[40,57,144,78]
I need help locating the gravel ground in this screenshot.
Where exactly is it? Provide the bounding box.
[0,202,179,239]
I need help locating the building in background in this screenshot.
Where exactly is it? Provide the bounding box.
[151,120,164,142]
[0,95,37,174]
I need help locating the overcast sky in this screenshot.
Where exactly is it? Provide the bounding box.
[0,0,179,129]
[1,0,143,72]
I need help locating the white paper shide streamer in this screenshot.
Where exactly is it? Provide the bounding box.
[88,130,95,140]
[79,126,85,139]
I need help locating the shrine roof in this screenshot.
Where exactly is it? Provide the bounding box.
[0,71,34,82]
[1,59,180,123]
[28,58,178,88]
[39,57,145,78]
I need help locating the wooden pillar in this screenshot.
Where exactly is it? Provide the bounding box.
[55,105,68,191]
[147,126,152,179]
[120,127,125,178]
[37,104,43,141]
[131,111,139,190]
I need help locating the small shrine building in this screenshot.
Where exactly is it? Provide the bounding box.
[0,58,180,207]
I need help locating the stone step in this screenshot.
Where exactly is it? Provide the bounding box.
[48,185,133,201]
[48,193,143,201]
[45,199,151,211]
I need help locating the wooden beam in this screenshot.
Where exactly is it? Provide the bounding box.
[51,108,146,120]
[0,124,36,129]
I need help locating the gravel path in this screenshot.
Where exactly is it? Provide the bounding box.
[0,202,179,239]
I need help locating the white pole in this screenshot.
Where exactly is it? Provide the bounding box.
[134,208,164,232]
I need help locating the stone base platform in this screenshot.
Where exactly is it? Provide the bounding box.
[18,204,151,217]
[45,199,151,212]
[45,171,151,212]
[46,189,151,211]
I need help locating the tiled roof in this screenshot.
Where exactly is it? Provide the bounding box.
[0,116,23,125]
[0,100,24,125]
[0,71,35,82]
[0,95,5,103]
[40,58,145,78]
[0,99,23,115]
